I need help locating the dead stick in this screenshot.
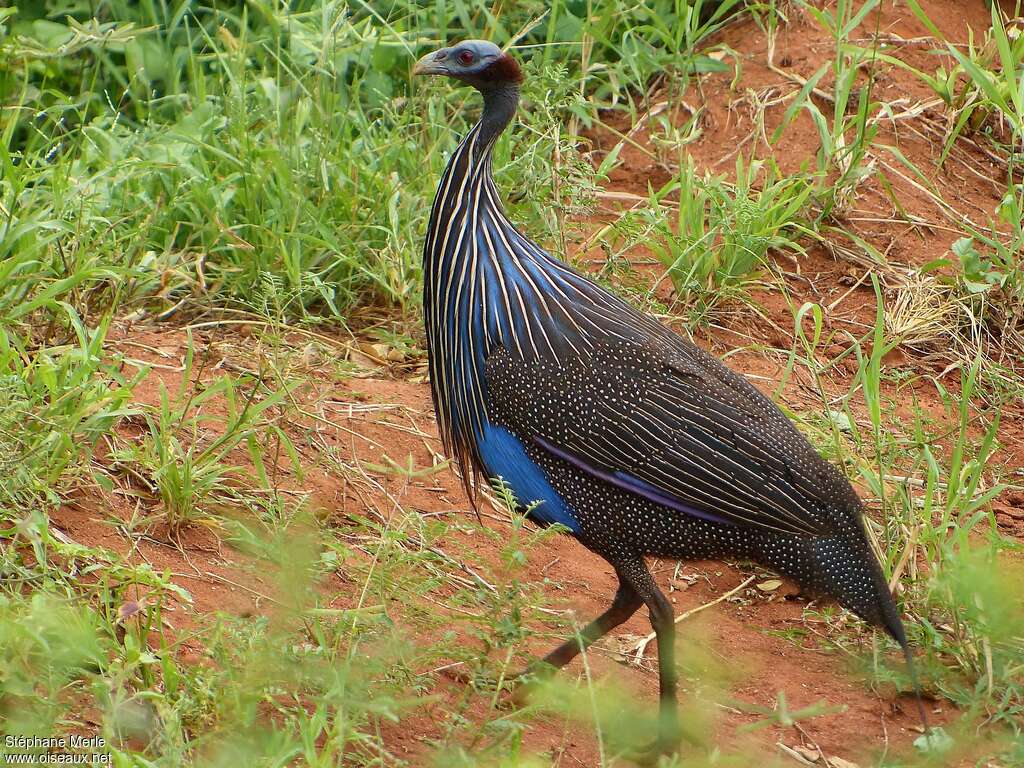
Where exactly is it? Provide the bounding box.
[632,575,757,663]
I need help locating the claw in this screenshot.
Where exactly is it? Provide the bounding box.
[622,734,682,766]
[439,663,543,708]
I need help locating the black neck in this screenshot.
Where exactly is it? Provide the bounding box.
[478,84,520,151]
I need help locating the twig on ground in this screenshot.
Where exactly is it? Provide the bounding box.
[631,575,756,663]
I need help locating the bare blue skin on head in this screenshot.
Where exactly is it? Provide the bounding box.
[413,40,523,146]
[412,40,508,82]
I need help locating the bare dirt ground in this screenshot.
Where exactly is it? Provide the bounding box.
[50,1,1022,765]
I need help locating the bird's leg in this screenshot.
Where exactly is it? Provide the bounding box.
[509,577,641,705]
[441,581,640,696]
[537,577,642,671]
[620,561,682,757]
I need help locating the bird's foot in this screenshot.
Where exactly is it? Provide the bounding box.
[438,665,474,686]
[503,660,559,707]
[438,662,551,707]
[622,736,680,766]
[622,717,683,766]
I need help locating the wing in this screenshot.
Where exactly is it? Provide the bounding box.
[485,335,858,538]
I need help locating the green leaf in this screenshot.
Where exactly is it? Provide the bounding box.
[771,62,830,144]
[841,0,881,39]
[905,0,944,39]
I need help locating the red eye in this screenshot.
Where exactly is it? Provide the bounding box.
[457,50,475,65]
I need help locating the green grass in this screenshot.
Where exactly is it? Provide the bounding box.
[771,275,1023,751]
[623,154,816,325]
[2,0,1024,765]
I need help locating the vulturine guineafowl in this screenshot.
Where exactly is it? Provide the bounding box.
[412,40,923,754]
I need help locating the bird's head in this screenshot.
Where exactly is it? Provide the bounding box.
[412,40,523,91]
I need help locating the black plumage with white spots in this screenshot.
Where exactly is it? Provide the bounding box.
[486,338,899,636]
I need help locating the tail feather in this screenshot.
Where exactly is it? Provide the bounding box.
[808,524,929,733]
[883,608,930,733]
[901,638,930,732]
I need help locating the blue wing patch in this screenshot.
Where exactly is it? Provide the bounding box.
[476,425,581,533]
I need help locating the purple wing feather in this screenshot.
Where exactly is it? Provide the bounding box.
[533,436,735,527]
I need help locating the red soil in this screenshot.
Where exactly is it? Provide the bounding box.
[47,1,1023,765]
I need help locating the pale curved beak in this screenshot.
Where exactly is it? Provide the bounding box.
[412,50,449,76]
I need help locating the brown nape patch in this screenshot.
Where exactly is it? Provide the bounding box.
[483,52,524,84]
